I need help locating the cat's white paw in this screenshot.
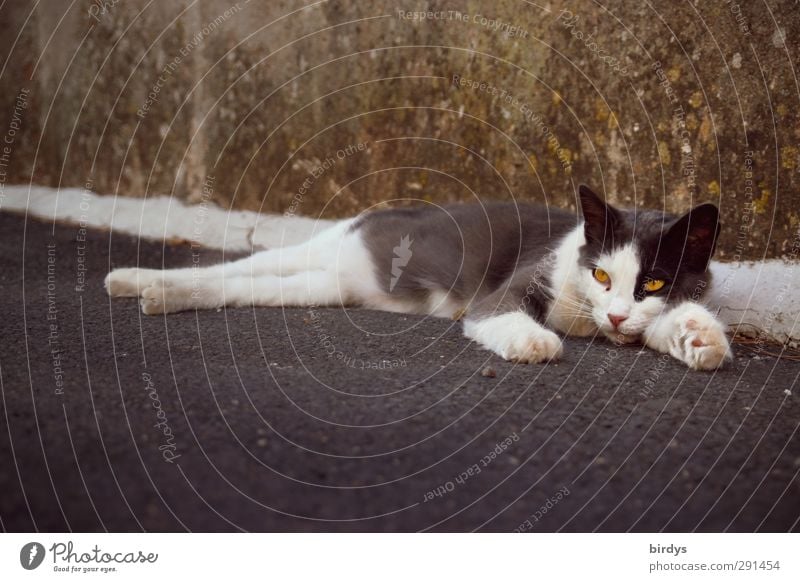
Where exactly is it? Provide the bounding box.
[464,312,563,364]
[648,304,732,370]
[503,329,563,364]
[140,282,185,315]
[105,268,139,297]
[105,268,162,297]
[140,283,165,315]
[672,312,732,370]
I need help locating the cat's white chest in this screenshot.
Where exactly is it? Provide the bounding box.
[545,226,598,337]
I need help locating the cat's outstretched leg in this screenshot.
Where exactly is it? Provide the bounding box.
[643,302,732,370]
[105,267,172,297]
[463,312,563,363]
[106,249,309,298]
[105,219,353,297]
[139,270,348,315]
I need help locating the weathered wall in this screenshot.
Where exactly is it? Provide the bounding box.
[1,0,798,259]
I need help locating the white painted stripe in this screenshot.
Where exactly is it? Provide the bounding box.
[0,184,334,253]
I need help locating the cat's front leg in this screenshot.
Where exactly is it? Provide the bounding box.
[463,264,563,364]
[643,302,732,370]
[463,312,563,364]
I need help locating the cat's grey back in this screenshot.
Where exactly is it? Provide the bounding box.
[356,201,578,302]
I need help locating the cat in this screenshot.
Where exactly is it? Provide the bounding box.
[105,185,732,370]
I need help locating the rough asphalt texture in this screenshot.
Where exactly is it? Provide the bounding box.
[0,212,798,532]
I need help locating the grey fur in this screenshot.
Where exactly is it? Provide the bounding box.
[357,186,720,325]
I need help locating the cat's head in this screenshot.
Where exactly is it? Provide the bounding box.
[577,185,719,343]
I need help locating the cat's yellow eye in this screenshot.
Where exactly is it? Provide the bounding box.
[593,268,610,284]
[643,278,665,292]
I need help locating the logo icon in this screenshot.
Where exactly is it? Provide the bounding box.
[20,542,45,570]
[389,234,413,292]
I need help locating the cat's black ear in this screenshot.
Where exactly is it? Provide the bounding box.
[664,203,720,271]
[579,185,620,247]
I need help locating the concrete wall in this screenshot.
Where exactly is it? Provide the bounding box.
[1,0,798,260]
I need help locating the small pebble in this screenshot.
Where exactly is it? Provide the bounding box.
[481,366,497,378]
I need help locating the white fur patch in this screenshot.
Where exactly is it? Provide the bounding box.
[589,243,640,333]
[546,227,598,336]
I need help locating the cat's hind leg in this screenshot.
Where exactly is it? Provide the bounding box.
[140,269,349,315]
[643,302,732,370]
[105,267,166,297]
[105,219,354,297]
[105,249,304,298]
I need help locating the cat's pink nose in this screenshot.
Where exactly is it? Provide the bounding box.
[608,314,628,329]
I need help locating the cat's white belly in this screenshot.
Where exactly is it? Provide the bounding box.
[364,289,464,318]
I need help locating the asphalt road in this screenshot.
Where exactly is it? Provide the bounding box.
[0,212,798,532]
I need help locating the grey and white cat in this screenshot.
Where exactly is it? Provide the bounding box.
[105,185,732,370]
